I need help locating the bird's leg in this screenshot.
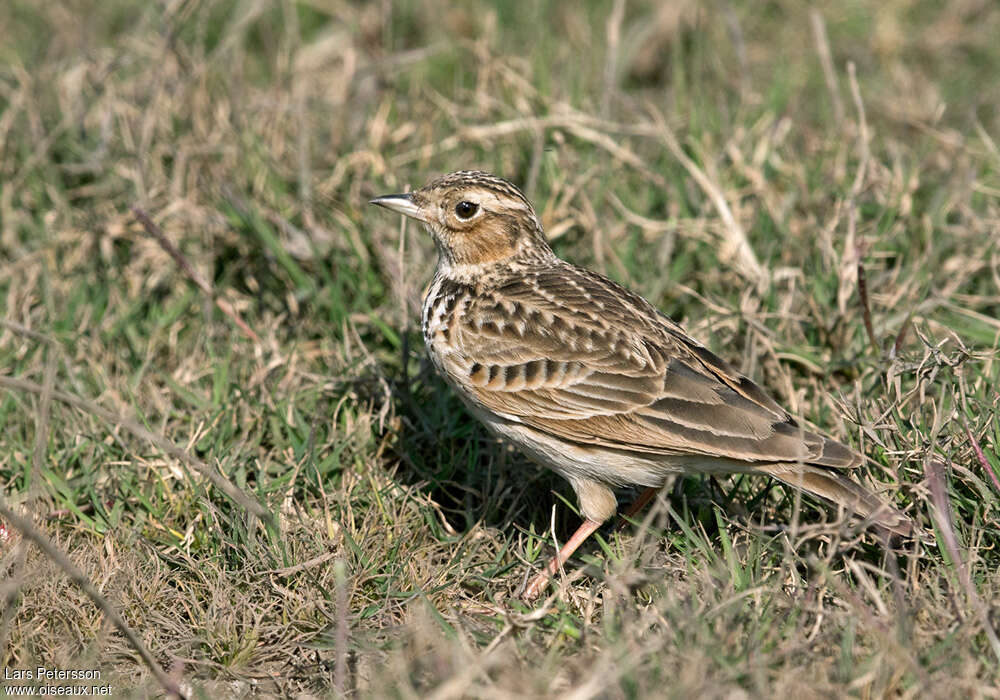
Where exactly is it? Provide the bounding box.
[524,486,666,599]
[522,518,603,600]
[617,486,662,528]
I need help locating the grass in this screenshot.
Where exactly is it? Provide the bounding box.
[1,0,999,696]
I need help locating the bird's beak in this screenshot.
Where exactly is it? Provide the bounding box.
[369,193,428,223]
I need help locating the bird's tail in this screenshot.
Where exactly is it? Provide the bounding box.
[756,462,914,537]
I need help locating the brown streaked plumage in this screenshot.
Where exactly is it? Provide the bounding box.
[371,170,913,600]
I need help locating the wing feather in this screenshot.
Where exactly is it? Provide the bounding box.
[444,263,859,468]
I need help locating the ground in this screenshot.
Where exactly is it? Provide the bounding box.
[1,0,999,697]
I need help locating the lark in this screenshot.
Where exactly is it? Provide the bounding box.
[371,170,913,600]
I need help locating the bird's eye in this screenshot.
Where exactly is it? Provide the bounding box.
[454,201,479,220]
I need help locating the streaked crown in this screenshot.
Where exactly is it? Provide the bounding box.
[421,170,537,215]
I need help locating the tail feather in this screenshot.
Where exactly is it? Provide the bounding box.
[757,462,914,537]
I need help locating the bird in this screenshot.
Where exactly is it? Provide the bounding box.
[370,170,913,600]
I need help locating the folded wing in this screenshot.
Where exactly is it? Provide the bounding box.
[448,265,860,469]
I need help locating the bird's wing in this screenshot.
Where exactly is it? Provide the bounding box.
[446,265,859,468]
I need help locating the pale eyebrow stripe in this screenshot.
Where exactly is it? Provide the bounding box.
[488,192,530,212]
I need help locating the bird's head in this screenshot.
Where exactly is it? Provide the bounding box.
[371,170,552,272]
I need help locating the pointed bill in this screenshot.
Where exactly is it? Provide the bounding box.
[370,193,427,223]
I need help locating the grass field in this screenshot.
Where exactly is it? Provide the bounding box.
[2,0,999,697]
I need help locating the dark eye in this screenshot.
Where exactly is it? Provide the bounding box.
[454,201,479,220]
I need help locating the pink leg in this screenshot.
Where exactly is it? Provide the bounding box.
[522,518,603,600]
[618,486,661,526]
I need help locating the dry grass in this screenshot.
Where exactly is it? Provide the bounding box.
[1,0,999,697]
